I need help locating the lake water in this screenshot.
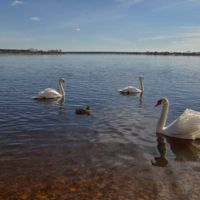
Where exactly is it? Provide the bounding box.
[0,54,200,199]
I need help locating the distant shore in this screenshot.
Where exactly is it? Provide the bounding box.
[65,51,200,56]
[0,49,65,55]
[0,52,66,55]
[1,49,200,56]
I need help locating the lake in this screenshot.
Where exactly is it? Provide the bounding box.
[0,54,200,199]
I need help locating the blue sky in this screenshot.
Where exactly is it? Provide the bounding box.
[1,0,200,52]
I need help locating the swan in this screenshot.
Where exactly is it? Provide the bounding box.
[32,78,66,99]
[119,76,144,94]
[75,106,92,115]
[155,98,200,140]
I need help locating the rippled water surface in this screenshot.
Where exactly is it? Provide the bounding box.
[1,54,200,199]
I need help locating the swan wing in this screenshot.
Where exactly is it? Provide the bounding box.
[119,86,141,93]
[165,109,200,139]
[32,88,62,99]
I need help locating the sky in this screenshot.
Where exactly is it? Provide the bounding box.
[1,0,200,52]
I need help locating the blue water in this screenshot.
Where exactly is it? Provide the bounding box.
[1,54,200,199]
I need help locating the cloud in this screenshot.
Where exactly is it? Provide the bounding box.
[76,28,80,31]
[140,26,200,51]
[153,0,200,11]
[11,1,23,6]
[30,17,41,21]
[141,27,200,42]
[112,0,142,7]
[141,36,167,41]
[171,38,200,50]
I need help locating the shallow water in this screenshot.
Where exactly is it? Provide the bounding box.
[0,54,200,199]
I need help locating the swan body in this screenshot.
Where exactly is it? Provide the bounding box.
[32,78,66,99]
[155,98,200,140]
[75,106,92,115]
[119,76,144,94]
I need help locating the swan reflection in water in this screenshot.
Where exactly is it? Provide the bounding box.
[139,92,143,106]
[120,92,143,106]
[58,97,65,116]
[34,97,62,106]
[151,133,200,167]
[34,97,65,108]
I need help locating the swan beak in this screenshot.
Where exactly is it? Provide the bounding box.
[63,81,66,84]
[155,102,161,107]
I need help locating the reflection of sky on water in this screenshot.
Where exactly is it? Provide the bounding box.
[95,91,156,145]
[1,55,200,198]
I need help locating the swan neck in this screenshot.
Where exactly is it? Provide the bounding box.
[156,102,169,132]
[140,78,144,92]
[59,80,65,96]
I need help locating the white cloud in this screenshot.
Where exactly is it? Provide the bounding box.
[141,36,167,41]
[76,28,80,31]
[171,38,200,50]
[140,26,200,51]
[141,27,200,42]
[30,17,41,21]
[11,1,23,6]
[153,0,200,11]
[112,0,142,7]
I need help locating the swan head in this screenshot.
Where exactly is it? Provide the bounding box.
[155,98,168,107]
[59,78,66,84]
[139,76,144,80]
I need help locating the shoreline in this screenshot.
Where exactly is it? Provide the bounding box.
[65,51,200,56]
[1,49,200,56]
[0,52,66,55]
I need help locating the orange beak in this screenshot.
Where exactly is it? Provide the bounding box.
[155,102,161,107]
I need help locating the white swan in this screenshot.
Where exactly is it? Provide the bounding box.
[155,98,200,140]
[119,76,144,94]
[32,78,66,99]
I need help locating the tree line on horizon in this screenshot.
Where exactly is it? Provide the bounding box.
[0,49,200,56]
